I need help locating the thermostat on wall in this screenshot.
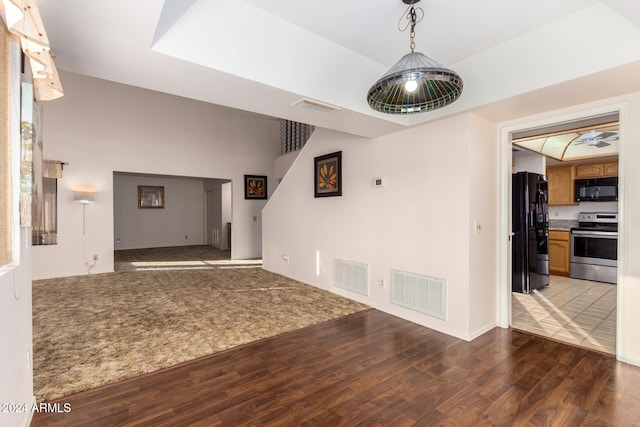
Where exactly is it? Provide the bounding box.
[372,177,386,188]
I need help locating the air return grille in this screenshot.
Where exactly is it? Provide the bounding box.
[334,259,368,296]
[391,270,446,320]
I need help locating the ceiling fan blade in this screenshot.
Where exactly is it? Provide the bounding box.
[597,132,617,140]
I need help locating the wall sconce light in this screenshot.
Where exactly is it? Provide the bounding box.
[74,191,94,204]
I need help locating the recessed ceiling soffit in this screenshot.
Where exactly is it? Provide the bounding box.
[512,122,619,161]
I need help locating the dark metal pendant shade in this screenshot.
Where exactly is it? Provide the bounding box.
[367,51,463,114]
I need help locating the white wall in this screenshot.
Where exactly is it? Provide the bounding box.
[0,231,34,427]
[467,113,499,337]
[32,71,280,279]
[274,150,300,182]
[113,173,206,250]
[263,113,500,341]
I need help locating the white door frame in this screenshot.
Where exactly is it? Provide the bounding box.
[497,102,629,360]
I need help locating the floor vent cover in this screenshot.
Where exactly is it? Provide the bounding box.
[334,259,368,296]
[391,269,446,320]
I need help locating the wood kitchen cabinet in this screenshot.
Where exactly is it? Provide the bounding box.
[575,163,603,178]
[546,165,575,206]
[549,230,571,276]
[575,160,618,178]
[603,161,618,177]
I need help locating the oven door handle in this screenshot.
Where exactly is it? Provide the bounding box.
[571,230,618,237]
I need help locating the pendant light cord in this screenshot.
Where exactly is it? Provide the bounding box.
[409,7,417,52]
[398,3,424,52]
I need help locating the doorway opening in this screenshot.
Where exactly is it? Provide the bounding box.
[502,107,625,356]
[113,171,232,265]
[205,180,233,250]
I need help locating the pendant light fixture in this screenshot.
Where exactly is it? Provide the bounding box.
[367,0,463,114]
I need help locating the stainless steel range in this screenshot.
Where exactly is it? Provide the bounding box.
[570,212,617,284]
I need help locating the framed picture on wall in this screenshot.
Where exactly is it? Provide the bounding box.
[138,185,165,208]
[314,151,342,198]
[244,175,267,200]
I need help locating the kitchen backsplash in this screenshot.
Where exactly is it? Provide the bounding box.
[549,201,618,221]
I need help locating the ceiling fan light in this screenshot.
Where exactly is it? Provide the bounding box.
[367,52,463,114]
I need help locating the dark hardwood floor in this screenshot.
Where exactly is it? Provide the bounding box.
[32,309,640,426]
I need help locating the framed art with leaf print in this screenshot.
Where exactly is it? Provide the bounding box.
[314,151,342,198]
[244,175,267,200]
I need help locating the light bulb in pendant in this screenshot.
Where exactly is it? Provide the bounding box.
[405,79,418,93]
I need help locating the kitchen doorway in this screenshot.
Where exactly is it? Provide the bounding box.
[499,104,628,357]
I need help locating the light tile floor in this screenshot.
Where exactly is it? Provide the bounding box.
[512,275,616,354]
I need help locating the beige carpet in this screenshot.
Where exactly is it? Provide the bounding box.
[32,246,370,401]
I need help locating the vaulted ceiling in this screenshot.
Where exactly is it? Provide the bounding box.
[34,0,640,137]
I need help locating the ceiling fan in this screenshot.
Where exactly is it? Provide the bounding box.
[574,130,619,148]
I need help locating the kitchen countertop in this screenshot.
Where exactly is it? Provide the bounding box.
[549,219,578,231]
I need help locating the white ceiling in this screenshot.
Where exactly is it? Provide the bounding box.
[33,0,640,137]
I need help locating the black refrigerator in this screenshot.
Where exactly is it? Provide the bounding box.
[512,171,549,294]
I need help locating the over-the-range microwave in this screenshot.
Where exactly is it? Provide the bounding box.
[575,177,618,202]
